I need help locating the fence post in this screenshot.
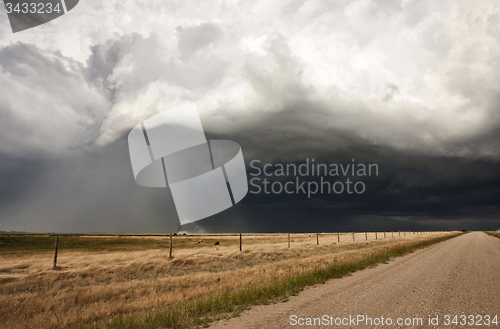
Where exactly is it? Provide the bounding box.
[353,232,355,242]
[337,232,340,243]
[365,231,367,240]
[316,233,319,245]
[288,233,290,248]
[376,232,378,240]
[399,231,401,237]
[239,233,242,251]
[53,235,59,270]
[392,231,394,238]
[169,234,172,259]
[384,231,386,239]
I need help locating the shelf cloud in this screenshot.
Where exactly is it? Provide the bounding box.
[0,0,499,232]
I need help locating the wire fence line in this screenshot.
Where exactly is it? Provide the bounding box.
[49,231,440,269]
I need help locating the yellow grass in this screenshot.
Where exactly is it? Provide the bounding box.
[0,232,452,328]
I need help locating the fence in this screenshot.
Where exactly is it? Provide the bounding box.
[50,231,436,269]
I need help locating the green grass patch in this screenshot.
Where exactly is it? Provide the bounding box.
[71,232,463,329]
[0,234,168,254]
[0,234,244,255]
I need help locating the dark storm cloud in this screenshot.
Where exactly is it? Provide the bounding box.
[0,156,45,207]
[0,0,499,233]
[0,137,180,233]
[192,126,500,233]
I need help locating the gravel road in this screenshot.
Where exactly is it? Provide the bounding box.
[210,232,500,328]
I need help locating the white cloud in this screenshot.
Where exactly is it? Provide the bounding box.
[0,43,110,157]
[0,0,499,159]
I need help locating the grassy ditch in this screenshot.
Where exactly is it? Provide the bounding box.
[73,232,463,329]
[485,231,500,239]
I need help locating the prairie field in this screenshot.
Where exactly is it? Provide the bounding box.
[0,231,454,328]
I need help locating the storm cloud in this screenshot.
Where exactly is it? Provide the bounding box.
[0,0,499,233]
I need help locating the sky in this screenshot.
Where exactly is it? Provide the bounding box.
[0,0,499,233]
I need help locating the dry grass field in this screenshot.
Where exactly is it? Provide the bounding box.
[0,232,454,328]
[487,230,500,239]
